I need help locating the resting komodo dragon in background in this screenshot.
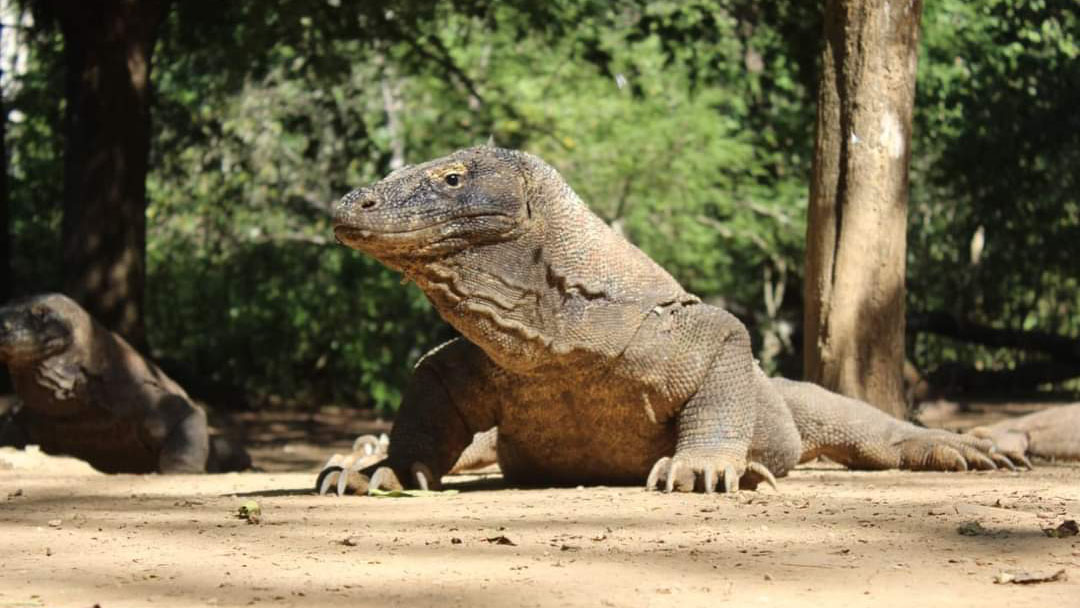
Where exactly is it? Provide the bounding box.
[0,293,250,473]
[317,146,1027,496]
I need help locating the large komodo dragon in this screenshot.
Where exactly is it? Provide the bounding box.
[318,146,1027,495]
[0,293,250,473]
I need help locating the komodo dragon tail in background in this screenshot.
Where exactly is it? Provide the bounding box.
[318,146,1028,496]
[0,293,250,473]
[967,404,1080,462]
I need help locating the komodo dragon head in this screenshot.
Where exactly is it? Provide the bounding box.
[332,146,691,371]
[332,146,529,266]
[0,294,78,365]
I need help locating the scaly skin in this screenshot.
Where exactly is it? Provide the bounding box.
[318,147,1024,495]
[967,404,1080,461]
[0,293,249,473]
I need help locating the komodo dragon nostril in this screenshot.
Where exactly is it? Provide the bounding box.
[360,199,378,210]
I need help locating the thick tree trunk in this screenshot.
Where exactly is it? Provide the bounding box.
[54,0,169,349]
[0,23,10,304]
[803,0,922,418]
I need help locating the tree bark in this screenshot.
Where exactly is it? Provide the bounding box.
[0,22,10,304]
[53,0,169,349]
[803,0,922,418]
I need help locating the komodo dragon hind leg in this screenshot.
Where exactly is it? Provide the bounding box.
[771,377,1029,471]
[448,427,499,474]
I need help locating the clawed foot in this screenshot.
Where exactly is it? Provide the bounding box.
[966,428,1032,469]
[896,431,1032,472]
[352,433,390,457]
[645,453,777,494]
[316,454,439,496]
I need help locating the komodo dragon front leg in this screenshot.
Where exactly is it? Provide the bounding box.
[772,378,1031,471]
[91,375,212,474]
[153,394,212,473]
[638,306,783,493]
[317,339,499,495]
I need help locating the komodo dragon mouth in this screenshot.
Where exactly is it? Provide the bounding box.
[333,213,519,255]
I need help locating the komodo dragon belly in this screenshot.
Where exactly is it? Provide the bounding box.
[493,375,678,485]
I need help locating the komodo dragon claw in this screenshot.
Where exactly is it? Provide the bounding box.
[1012,452,1034,470]
[315,451,380,496]
[980,441,1031,470]
[316,454,347,496]
[351,433,389,457]
[743,462,778,491]
[646,455,777,493]
[316,435,397,495]
[987,451,1017,471]
[892,432,1014,472]
[316,455,440,496]
[363,463,439,493]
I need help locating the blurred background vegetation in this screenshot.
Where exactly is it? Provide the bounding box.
[3,0,1078,413]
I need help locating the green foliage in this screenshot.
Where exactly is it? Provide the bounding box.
[6,0,1076,408]
[140,0,814,407]
[910,0,1080,377]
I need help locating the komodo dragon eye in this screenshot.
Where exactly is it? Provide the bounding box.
[444,173,463,187]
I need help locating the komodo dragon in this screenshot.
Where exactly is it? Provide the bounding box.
[318,146,1026,495]
[0,293,250,473]
[967,404,1080,461]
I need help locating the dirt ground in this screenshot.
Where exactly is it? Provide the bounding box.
[1,402,1078,608]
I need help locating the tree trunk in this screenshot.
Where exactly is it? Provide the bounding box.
[803,0,922,418]
[54,0,169,349]
[0,22,10,304]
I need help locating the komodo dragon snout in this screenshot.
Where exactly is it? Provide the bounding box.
[333,149,528,261]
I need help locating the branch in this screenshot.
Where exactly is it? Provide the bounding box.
[926,360,1080,396]
[404,34,486,107]
[740,199,795,226]
[908,311,1080,362]
[290,192,335,217]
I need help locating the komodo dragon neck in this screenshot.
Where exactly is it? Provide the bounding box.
[399,152,696,375]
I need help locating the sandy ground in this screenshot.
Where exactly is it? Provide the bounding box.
[1,405,1078,608]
